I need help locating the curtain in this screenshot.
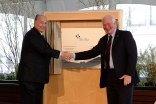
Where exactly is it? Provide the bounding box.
[44,21,62,74]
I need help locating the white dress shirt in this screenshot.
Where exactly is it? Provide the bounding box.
[107,28,117,69]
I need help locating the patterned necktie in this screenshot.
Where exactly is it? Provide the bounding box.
[105,35,112,70]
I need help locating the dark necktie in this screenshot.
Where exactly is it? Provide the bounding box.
[105,35,112,70]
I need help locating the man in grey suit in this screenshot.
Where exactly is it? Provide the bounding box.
[17,14,65,104]
[65,15,140,104]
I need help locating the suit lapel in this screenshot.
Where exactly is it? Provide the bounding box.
[112,29,120,48]
[32,27,51,48]
[102,34,109,55]
[32,27,42,36]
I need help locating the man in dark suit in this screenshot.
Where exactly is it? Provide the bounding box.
[65,15,140,104]
[17,14,64,104]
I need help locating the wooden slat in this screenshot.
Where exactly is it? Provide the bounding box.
[61,20,102,28]
[133,90,156,96]
[44,10,122,21]
[0,83,21,104]
[0,102,21,104]
[133,102,155,104]
[0,92,20,97]
[133,96,156,101]
[133,90,156,104]
[0,97,20,102]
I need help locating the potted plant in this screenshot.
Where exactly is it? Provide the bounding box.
[133,45,156,104]
[136,45,156,86]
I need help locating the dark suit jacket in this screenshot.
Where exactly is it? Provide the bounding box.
[75,29,140,88]
[17,27,60,84]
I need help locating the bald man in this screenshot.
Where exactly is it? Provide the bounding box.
[17,14,62,104]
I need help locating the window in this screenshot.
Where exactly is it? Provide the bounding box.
[129,5,146,26]
[150,6,156,25]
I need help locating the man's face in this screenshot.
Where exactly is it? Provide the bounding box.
[34,15,47,33]
[102,17,116,35]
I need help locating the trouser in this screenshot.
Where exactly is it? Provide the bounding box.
[19,81,44,104]
[106,69,134,104]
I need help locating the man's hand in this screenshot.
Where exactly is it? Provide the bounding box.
[61,51,74,60]
[119,75,131,86]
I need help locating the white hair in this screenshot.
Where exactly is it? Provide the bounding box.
[102,14,116,23]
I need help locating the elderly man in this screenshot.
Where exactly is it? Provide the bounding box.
[65,15,140,104]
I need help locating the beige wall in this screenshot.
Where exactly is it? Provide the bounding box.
[43,68,107,104]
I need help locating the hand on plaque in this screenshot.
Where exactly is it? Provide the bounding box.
[61,51,74,60]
